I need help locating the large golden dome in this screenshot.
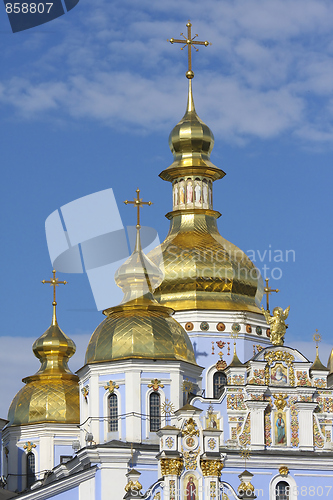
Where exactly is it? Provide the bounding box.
[85,223,196,365]
[7,287,79,427]
[149,79,263,312]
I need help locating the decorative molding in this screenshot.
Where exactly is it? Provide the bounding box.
[148,379,164,391]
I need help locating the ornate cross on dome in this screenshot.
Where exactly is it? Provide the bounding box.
[313,329,322,346]
[167,20,211,79]
[124,188,152,229]
[264,277,279,312]
[41,269,67,325]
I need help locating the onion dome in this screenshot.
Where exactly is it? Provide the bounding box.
[149,79,263,313]
[310,346,328,372]
[7,273,79,426]
[85,216,197,365]
[160,80,225,183]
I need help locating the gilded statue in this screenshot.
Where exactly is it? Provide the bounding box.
[261,305,290,346]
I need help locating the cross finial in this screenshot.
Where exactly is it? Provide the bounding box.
[313,329,322,346]
[167,20,211,79]
[124,189,152,229]
[264,278,279,312]
[41,270,67,326]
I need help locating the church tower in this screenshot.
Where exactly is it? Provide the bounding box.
[3,271,80,492]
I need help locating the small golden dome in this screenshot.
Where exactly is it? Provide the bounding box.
[7,283,79,427]
[85,226,197,365]
[160,80,225,183]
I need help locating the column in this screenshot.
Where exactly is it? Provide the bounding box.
[246,401,268,450]
[125,369,141,443]
[296,402,318,451]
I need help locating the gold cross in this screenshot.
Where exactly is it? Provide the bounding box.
[264,278,279,311]
[167,20,211,79]
[42,270,67,325]
[124,189,152,229]
[42,269,67,306]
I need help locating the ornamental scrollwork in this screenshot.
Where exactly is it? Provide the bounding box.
[160,457,183,476]
[182,417,199,437]
[200,459,223,477]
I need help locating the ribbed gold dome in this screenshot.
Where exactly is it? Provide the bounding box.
[7,300,79,426]
[85,227,196,365]
[149,79,263,313]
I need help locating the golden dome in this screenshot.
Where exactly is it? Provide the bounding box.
[160,80,225,183]
[85,226,196,365]
[149,80,263,313]
[7,280,79,427]
[310,346,328,372]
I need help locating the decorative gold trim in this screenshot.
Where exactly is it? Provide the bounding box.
[200,459,223,477]
[279,466,289,476]
[160,458,183,476]
[182,418,199,437]
[273,394,288,411]
[104,380,119,393]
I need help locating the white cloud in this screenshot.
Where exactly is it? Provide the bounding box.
[0,334,90,420]
[1,0,333,144]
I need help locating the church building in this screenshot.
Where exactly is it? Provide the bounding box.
[1,21,333,500]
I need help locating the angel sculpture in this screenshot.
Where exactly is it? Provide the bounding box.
[261,305,290,346]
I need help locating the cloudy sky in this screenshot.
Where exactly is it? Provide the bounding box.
[0,0,332,417]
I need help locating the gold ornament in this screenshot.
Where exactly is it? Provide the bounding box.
[279,466,289,476]
[41,269,67,327]
[124,480,142,492]
[148,379,164,391]
[167,21,211,80]
[23,441,36,453]
[263,277,279,312]
[124,188,152,229]
[273,393,288,411]
[238,481,254,493]
[81,386,89,402]
[313,329,322,345]
[160,458,183,476]
[104,380,119,393]
[261,305,290,346]
[161,399,175,416]
[182,417,199,437]
[182,379,194,395]
[200,459,223,477]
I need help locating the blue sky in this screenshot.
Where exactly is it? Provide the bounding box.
[0,0,333,417]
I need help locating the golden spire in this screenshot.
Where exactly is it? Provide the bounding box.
[311,330,327,371]
[229,328,243,367]
[263,278,279,312]
[167,20,211,80]
[161,21,224,185]
[118,189,160,300]
[41,269,67,326]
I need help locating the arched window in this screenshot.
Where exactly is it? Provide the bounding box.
[26,452,35,488]
[213,372,226,399]
[275,481,290,500]
[108,393,118,432]
[149,392,161,432]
